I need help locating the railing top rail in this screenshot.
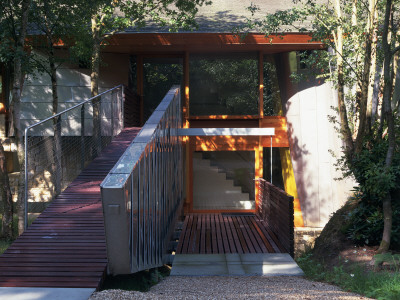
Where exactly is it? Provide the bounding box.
[24,84,124,134]
[101,85,180,190]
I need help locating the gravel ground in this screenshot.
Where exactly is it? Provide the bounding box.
[90,276,371,299]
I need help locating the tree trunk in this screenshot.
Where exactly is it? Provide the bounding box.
[377,0,395,253]
[355,0,378,149]
[45,15,62,196]
[378,194,392,253]
[91,15,101,156]
[333,0,354,155]
[0,141,13,240]
[49,51,62,196]
[366,2,378,132]
[10,0,31,235]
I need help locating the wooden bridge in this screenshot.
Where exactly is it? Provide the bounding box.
[0,86,295,289]
[0,128,140,289]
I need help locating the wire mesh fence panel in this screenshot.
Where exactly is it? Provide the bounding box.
[24,86,124,219]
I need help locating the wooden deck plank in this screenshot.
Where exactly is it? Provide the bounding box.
[176,213,287,255]
[0,127,141,289]
[214,213,225,253]
[176,214,191,254]
[190,214,200,254]
[206,214,212,254]
[230,216,250,253]
[254,219,282,253]
[210,214,218,254]
[219,213,234,253]
[247,216,274,253]
[240,216,263,253]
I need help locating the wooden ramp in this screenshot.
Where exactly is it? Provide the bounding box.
[0,128,140,289]
[176,213,286,255]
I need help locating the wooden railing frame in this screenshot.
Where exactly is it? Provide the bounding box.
[256,178,294,257]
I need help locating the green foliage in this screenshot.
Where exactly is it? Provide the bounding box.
[334,134,400,248]
[343,138,400,199]
[374,253,400,269]
[190,56,258,115]
[0,0,34,73]
[0,239,12,255]
[297,252,400,300]
[143,62,183,120]
[344,197,400,248]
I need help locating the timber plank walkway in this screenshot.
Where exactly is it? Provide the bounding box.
[0,127,140,289]
[176,213,286,255]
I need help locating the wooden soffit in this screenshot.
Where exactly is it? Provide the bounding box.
[104,32,325,54]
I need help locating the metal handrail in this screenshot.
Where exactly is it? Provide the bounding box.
[101,86,182,275]
[24,84,124,230]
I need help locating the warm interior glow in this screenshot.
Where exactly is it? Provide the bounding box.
[0,103,6,113]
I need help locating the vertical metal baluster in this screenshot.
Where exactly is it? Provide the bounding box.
[81,104,85,170]
[24,128,29,230]
[270,136,273,184]
[111,91,114,137]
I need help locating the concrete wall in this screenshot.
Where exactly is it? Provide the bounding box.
[21,51,130,132]
[277,52,354,228]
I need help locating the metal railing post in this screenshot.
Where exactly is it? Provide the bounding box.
[24,127,29,231]
[270,135,273,184]
[81,104,85,170]
[111,91,114,136]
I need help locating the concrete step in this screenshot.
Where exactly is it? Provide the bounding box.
[171,253,304,276]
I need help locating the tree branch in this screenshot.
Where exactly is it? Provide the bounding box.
[392,45,400,55]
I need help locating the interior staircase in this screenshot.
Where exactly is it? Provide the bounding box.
[193,152,254,210]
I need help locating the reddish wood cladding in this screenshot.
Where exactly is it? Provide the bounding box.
[257,179,294,257]
[0,128,141,289]
[104,33,325,53]
[189,115,259,120]
[176,213,284,254]
[191,116,289,150]
[189,119,259,128]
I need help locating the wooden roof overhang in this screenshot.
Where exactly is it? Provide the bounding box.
[104,32,325,54]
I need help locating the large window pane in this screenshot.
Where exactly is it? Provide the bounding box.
[193,151,255,210]
[189,53,258,116]
[263,147,285,191]
[263,56,281,116]
[143,57,183,122]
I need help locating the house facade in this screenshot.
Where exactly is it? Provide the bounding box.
[1,0,354,230]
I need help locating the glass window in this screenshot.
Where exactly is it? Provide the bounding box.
[263,56,281,116]
[143,58,183,122]
[263,147,285,191]
[189,53,259,116]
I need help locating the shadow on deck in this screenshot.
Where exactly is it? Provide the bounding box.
[0,128,141,289]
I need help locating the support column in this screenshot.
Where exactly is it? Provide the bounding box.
[258,51,264,119]
[136,55,144,125]
[183,52,192,213]
[254,143,263,209]
[183,52,190,128]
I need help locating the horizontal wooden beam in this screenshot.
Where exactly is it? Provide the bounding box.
[103,33,325,54]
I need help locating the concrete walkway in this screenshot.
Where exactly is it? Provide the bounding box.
[0,287,95,300]
[170,253,304,276]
